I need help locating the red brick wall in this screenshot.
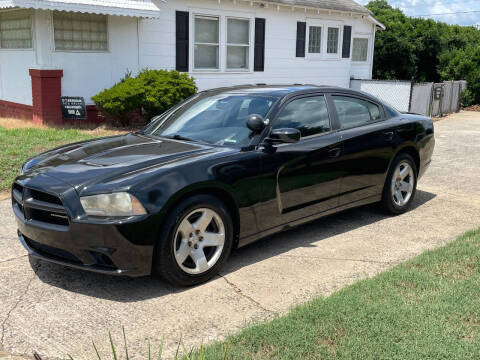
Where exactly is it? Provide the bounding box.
[0,99,33,120]
[29,69,63,125]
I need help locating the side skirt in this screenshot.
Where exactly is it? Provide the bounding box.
[237,194,381,248]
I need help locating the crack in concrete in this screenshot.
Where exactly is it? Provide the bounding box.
[277,254,392,264]
[0,255,28,265]
[1,263,39,347]
[219,274,278,316]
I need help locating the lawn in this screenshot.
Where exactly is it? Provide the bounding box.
[0,126,96,192]
[193,228,480,359]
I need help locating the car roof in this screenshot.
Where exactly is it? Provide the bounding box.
[200,84,382,102]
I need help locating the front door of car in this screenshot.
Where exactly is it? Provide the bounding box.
[329,94,397,206]
[256,94,344,231]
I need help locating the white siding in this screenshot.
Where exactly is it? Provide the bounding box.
[52,15,139,103]
[0,49,35,105]
[0,1,377,106]
[139,0,376,90]
[0,9,139,105]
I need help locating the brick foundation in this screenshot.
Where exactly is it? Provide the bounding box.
[0,99,33,120]
[29,69,63,125]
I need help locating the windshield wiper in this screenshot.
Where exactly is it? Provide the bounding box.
[164,134,199,143]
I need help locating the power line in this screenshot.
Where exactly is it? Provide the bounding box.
[414,10,480,16]
[389,0,480,7]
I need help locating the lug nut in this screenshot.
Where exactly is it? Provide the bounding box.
[195,230,201,235]
[189,233,193,238]
[194,244,199,249]
[188,241,192,247]
[199,236,204,241]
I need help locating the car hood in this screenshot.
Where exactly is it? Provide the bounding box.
[20,133,222,190]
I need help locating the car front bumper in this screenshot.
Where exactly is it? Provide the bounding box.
[12,176,156,277]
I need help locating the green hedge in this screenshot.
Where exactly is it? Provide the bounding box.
[92,69,197,125]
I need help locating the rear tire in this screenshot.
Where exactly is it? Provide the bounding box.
[381,153,418,215]
[153,194,233,286]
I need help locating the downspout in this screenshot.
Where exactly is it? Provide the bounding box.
[369,23,376,79]
[136,18,141,74]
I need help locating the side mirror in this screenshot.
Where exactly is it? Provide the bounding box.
[247,114,266,133]
[267,128,301,144]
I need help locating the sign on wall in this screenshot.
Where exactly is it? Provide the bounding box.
[61,96,87,119]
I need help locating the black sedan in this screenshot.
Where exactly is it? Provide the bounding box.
[12,85,435,286]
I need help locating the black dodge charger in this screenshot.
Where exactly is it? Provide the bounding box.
[12,85,435,286]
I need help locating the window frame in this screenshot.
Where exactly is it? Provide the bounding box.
[270,93,333,140]
[0,9,34,51]
[352,35,370,63]
[190,10,254,73]
[307,25,322,56]
[51,11,110,53]
[193,14,220,71]
[328,93,387,131]
[325,25,341,58]
[304,19,343,61]
[225,16,251,71]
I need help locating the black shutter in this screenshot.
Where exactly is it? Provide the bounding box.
[296,22,306,57]
[176,11,189,72]
[254,18,266,72]
[342,25,352,58]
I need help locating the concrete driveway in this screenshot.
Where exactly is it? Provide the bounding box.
[1,112,479,359]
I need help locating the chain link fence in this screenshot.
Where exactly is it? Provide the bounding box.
[350,79,466,117]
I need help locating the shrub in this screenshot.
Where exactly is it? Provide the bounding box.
[92,69,197,126]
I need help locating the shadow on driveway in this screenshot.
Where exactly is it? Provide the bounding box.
[32,190,436,302]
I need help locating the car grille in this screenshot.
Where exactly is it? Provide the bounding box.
[12,183,69,227]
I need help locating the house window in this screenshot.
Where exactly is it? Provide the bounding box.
[326,27,339,54]
[53,11,108,51]
[308,26,321,53]
[0,10,33,49]
[194,16,220,70]
[192,14,252,72]
[352,38,368,62]
[226,18,250,70]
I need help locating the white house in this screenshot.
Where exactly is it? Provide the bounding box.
[0,0,384,124]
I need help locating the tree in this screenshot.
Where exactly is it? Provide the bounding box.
[366,0,480,104]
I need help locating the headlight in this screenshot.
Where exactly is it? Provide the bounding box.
[80,192,147,217]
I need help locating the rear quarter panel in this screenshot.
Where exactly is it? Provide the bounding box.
[394,113,435,179]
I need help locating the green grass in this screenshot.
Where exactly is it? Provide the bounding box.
[193,228,480,359]
[0,127,95,192]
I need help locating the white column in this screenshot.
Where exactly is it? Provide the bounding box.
[33,9,54,69]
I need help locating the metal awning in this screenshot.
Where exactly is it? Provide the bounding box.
[0,0,162,18]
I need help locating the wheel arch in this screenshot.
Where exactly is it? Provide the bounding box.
[394,145,420,174]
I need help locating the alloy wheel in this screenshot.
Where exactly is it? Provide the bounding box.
[173,208,225,275]
[391,160,414,207]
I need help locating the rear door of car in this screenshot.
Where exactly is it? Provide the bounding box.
[256,93,344,231]
[327,93,397,206]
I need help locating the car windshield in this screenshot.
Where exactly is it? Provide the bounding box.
[143,93,279,146]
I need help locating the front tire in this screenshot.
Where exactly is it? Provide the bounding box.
[381,153,418,214]
[153,194,233,286]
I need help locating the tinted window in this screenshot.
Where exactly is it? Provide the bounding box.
[333,96,382,129]
[367,102,382,121]
[273,96,331,137]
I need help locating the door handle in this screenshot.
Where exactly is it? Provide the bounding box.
[328,147,342,158]
[383,131,394,141]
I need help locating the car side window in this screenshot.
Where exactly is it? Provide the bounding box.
[272,95,331,137]
[332,96,382,129]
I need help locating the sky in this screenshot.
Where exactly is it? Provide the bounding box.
[357,0,480,26]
